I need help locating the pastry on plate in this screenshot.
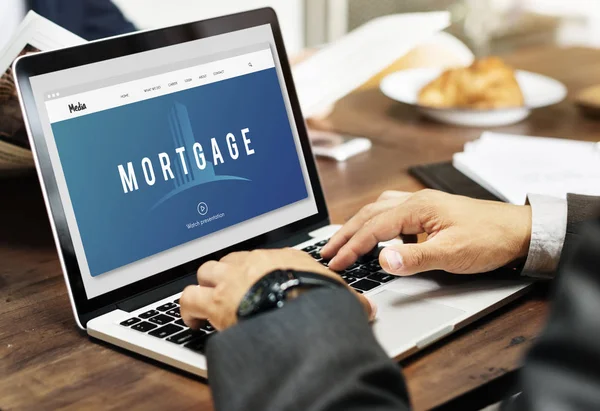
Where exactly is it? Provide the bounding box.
[418,57,525,110]
[575,84,600,119]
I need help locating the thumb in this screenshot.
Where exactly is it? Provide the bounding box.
[379,242,444,276]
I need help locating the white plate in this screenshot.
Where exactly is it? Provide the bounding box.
[380,68,567,127]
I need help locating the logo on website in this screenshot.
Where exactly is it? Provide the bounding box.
[68,102,87,113]
[116,102,252,210]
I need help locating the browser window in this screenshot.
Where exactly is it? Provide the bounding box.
[29,25,317,298]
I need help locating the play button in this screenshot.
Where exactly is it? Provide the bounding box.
[197,202,208,216]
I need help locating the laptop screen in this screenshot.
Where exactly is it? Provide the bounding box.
[28,24,318,299]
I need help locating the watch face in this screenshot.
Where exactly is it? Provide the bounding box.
[238,277,269,317]
[237,270,299,319]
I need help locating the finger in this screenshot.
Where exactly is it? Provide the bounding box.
[197,260,231,287]
[219,251,250,264]
[329,204,424,271]
[379,241,445,276]
[321,199,406,259]
[179,285,215,329]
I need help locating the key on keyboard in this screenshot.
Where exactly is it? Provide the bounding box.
[149,324,183,339]
[156,302,177,312]
[120,317,141,327]
[185,332,214,353]
[351,279,380,292]
[132,322,158,332]
[346,268,370,278]
[309,251,322,260]
[148,314,174,325]
[340,275,356,285]
[302,245,318,253]
[198,320,215,332]
[365,262,382,273]
[368,272,395,283]
[167,328,206,345]
[139,309,159,319]
[357,247,382,264]
[166,307,181,318]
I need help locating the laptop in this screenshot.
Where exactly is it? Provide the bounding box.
[14,8,531,378]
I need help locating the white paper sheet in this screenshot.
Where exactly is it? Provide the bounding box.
[293,12,451,118]
[0,11,85,74]
[453,132,600,204]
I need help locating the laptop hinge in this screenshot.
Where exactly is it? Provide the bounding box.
[264,219,331,248]
[117,272,197,313]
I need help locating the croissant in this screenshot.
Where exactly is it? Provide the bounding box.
[418,57,524,109]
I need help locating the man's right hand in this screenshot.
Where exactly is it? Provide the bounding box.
[321,189,532,276]
[180,248,375,331]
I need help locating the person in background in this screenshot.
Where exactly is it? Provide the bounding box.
[1,0,134,148]
[2,1,134,50]
[29,0,135,40]
[181,189,600,411]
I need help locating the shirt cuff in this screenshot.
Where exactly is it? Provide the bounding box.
[522,194,567,279]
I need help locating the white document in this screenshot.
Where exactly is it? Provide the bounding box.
[308,129,372,162]
[293,12,451,118]
[0,11,85,73]
[0,11,84,172]
[453,131,600,204]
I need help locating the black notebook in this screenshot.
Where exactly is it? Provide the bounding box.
[409,162,502,202]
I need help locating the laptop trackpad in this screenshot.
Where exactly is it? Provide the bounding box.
[369,290,466,356]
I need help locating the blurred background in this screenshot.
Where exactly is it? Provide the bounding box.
[112,0,600,55]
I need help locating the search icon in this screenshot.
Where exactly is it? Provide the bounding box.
[248,62,253,67]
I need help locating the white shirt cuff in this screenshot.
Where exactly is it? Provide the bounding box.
[522,194,567,279]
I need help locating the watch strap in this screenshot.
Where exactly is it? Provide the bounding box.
[292,271,345,289]
[237,270,343,320]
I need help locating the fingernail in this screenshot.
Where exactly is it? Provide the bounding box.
[368,298,378,321]
[328,257,338,267]
[383,248,403,271]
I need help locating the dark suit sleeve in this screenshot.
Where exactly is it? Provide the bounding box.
[83,0,136,40]
[504,217,600,411]
[206,288,410,411]
[562,194,600,257]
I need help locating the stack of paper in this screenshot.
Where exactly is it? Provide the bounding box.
[453,132,600,204]
[293,12,450,118]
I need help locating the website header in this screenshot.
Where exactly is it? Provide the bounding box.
[44,47,275,123]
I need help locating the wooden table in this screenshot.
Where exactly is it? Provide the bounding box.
[2,46,600,410]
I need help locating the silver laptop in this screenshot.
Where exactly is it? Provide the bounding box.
[14,8,530,378]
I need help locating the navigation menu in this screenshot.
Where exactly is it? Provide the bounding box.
[44,47,275,123]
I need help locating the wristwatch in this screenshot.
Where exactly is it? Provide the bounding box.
[237,269,344,320]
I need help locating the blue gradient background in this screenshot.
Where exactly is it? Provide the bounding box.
[52,68,308,277]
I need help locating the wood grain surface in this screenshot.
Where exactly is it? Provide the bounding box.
[2,46,600,411]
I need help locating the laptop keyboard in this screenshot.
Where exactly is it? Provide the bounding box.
[303,239,389,294]
[119,238,391,352]
[120,298,216,353]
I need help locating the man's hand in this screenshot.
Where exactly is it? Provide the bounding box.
[321,189,532,276]
[180,248,375,331]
